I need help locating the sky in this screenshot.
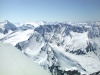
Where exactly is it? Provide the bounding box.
[0,0,100,23]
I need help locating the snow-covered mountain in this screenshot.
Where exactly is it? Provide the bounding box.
[0,21,35,45]
[0,20,100,75]
[0,20,17,34]
[0,20,18,39]
[0,43,50,75]
[25,21,47,27]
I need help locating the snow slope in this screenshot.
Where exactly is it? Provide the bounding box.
[0,33,5,39]
[50,42,100,74]
[0,29,34,46]
[0,43,50,75]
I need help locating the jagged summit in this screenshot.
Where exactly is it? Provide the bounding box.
[4,20,9,23]
[0,20,17,34]
[0,20,11,25]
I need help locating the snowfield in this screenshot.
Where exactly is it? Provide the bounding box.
[0,29,34,46]
[0,43,50,75]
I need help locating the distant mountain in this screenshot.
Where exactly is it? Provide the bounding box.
[18,24,34,30]
[0,20,17,34]
[24,21,47,27]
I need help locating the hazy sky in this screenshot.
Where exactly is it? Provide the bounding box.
[0,0,100,22]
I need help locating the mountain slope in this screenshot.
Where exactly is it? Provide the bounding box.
[0,29,34,46]
[0,43,50,75]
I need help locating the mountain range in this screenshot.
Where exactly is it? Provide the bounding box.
[0,20,100,75]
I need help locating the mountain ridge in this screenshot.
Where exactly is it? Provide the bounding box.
[0,20,100,75]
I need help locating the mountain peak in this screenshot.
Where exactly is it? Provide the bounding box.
[3,20,10,24]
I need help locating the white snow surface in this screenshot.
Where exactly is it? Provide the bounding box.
[0,30,13,39]
[2,29,34,46]
[64,52,100,74]
[0,33,5,39]
[0,43,50,75]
